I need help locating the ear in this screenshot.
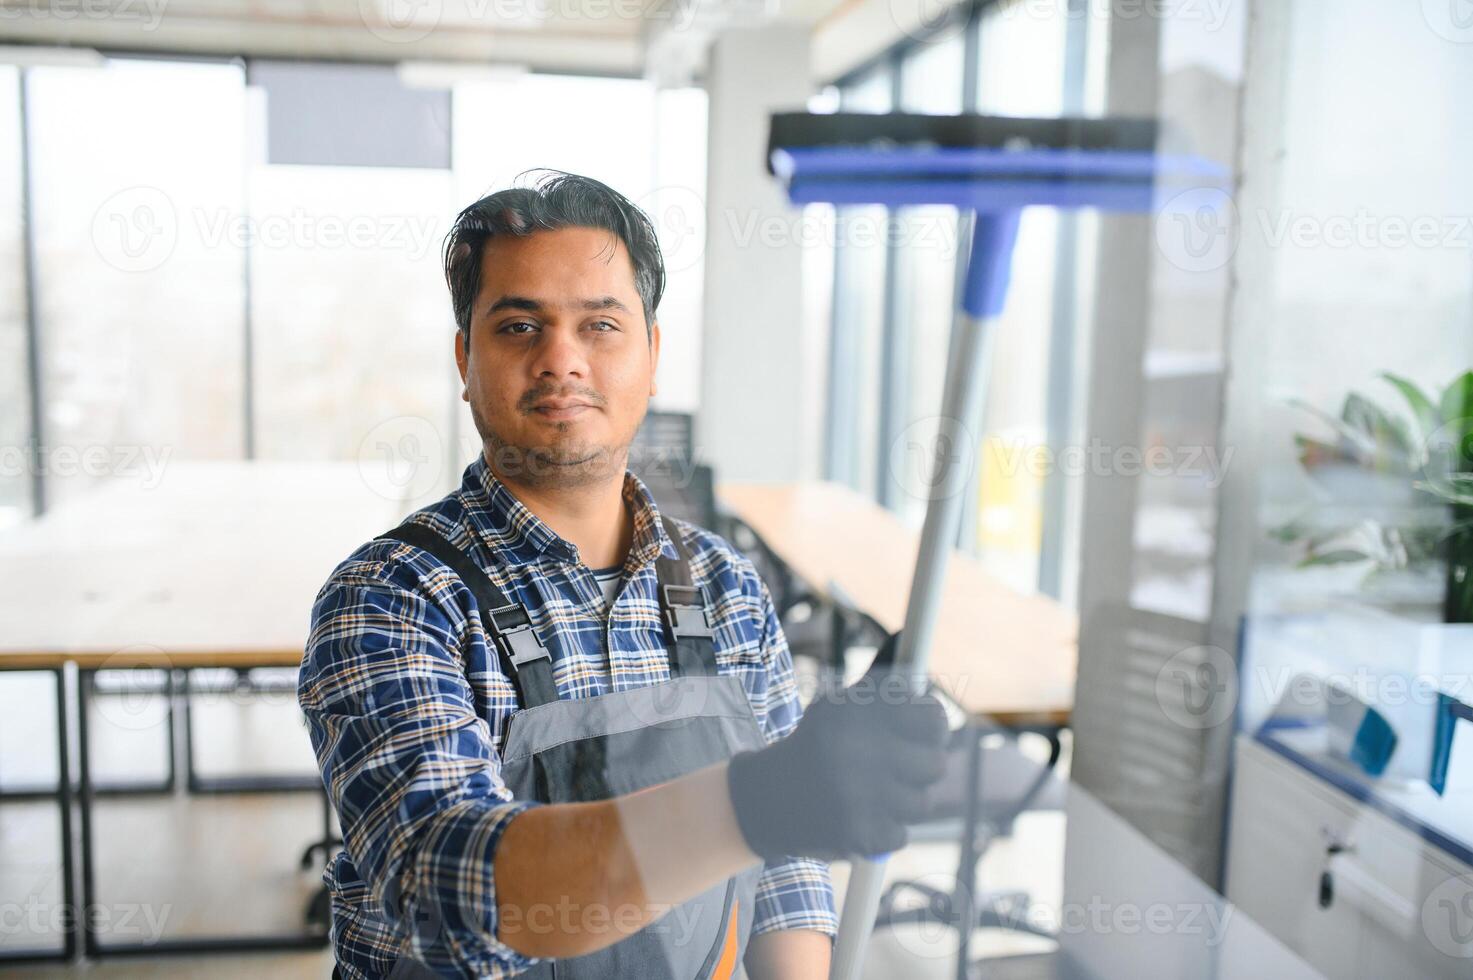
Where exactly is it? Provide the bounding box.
[454,329,470,399]
[450,328,468,394]
[648,319,661,397]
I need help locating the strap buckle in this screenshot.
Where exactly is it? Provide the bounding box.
[487,603,551,667]
[662,585,714,640]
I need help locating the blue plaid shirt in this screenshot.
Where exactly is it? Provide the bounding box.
[299,454,836,979]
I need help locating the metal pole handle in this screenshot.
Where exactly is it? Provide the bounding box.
[829,210,1021,980]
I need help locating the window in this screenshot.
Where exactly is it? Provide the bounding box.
[247,162,456,473]
[826,67,892,495]
[964,2,1071,589]
[26,58,248,507]
[6,61,703,514]
[819,0,1081,595]
[887,35,966,524]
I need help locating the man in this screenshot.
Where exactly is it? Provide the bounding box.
[299,171,947,979]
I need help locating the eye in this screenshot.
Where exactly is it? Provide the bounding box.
[499,321,537,335]
[589,320,618,332]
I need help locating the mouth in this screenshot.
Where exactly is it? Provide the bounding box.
[530,400,595,422]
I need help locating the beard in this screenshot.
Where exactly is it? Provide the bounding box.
[469,395,626,491]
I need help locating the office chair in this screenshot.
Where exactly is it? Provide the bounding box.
[875,722,1064,940]
[629,410,695,476]
[639,461,720,533]
[722,512,891,679]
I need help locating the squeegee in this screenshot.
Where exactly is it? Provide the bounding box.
[765,111,1227,980]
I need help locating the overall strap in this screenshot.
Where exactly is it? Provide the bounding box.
[378,522,559,710]
[654,515,720,678]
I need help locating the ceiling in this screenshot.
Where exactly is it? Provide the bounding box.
[0,0,863,77]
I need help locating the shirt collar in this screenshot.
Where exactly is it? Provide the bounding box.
[459,453,678,569]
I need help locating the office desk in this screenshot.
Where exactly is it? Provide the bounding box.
[0,462,407,959]
[717,480,1077,728]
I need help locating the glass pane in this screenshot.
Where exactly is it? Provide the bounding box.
[248,163,456,480]
[0,66,28,529]
[27,59,247,507]
[1226,6,1473,971]
[647,86,708,415]
[454,73,658,200]
[1239,1,1473,719]
[828,67,893,493]
[976,0,1068,116]
[966,3,1069,588]
[841,64,891,113]
[1128,13,1244,620]
[900,33,964,114]
[890,36,964,524]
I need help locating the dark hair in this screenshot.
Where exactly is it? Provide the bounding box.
[442,169,665,341]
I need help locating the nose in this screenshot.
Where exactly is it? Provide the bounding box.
[528,322,591,385]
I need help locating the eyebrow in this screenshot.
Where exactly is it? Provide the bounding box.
[484,295,633,317]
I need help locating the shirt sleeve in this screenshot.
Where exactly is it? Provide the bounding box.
[298,559,540,979]
[745,572,839,939]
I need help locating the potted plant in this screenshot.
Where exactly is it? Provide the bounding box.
[1273,370,1473,623]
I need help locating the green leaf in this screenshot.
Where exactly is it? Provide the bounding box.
[1341,392,1414,462]
[1294,434,1356,470]
[1268,518,1308,543]
[1297,549,1373,568]
[1290,398,1378,462]
[1381,372,1441,446]
[1440,370,1473,426]
[1415,473,1473,504]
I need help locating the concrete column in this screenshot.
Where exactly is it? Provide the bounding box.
[698,24,813,482]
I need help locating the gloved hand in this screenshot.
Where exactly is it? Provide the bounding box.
[726,640,949,861]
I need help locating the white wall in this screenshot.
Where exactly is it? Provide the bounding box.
[698,24,819,482]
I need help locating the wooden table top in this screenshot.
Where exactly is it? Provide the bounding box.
[0,462,409,670]
[718,480,1077,727]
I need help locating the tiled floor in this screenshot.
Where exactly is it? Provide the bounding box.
[0,666,1068,978]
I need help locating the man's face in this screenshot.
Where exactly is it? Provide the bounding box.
[454,225,660,490]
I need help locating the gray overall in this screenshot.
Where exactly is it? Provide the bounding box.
[375,517,767,980]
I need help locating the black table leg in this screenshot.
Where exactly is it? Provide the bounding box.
[56,665,77,960]
[77,667,98,958]
[954,725,984,980]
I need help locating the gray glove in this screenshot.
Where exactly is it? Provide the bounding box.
[726,658,948,862]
